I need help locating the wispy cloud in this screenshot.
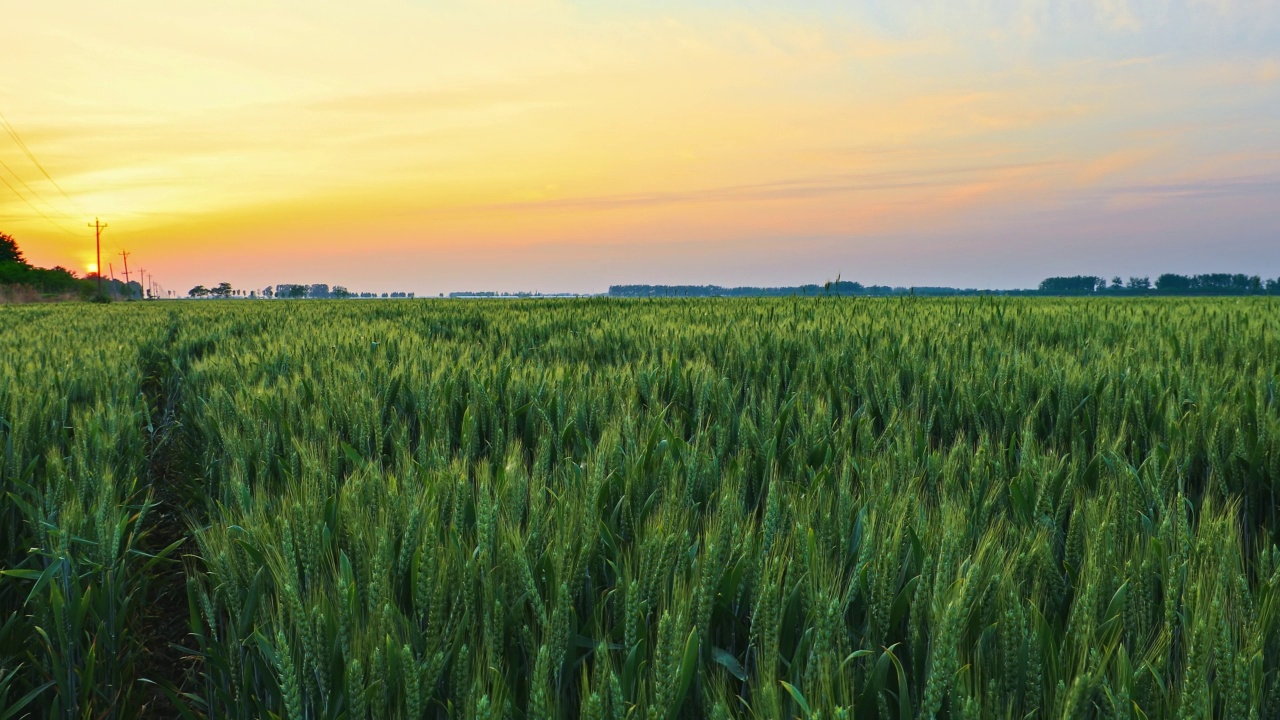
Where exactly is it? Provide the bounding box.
[1197,56,1280,84]
[1188,0,1279,22]
[479,162,1057,213]
[304,88,555,115]
[1094,0,1142,31]
[1107,173,1280,199]
[4,1,1278,291]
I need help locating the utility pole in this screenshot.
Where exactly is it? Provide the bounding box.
[119,250,132,294]
[139,269,146,299]
[88,218,107,298]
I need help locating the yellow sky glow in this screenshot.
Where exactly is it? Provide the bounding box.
[2,1,1278,293]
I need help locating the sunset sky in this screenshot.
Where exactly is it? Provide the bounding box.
[3,1,1278,294]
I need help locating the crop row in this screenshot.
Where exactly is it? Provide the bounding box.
[1,297,1278,718]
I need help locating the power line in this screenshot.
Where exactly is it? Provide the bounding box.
[89,218,107,297]
[0,106,84,236]
[0,107,114,284]
[0,172,79,236]
[0,156,79,223]
[0,107,86,215]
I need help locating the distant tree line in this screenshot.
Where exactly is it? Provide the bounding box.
[611,273,1280,298]
[609,281,877,298]
[1,231,142,300]
[1037,273,1277,295]
[447,291,584,298]
[609,282,987,298]
[270,284,357,299]
[188,282,415,299]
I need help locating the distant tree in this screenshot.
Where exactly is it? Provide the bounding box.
[332,285,352,299]
[309,283,330,299]
[1192,273,1250,293]
[0,261,29,285]
[1126,276,1151,291]
[0,232,26,265]
[1111,276,1123,289]
[263,286,274,298]
[289,285,307,298]
[1156,274,1192,292]
[1038,276,1103,294]
[211,282,234,298]
[3,263,83,295]
[189,285,210,298]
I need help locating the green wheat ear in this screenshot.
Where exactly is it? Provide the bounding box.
[3,297,1279,718]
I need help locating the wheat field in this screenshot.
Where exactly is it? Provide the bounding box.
[2,297,1278,719]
